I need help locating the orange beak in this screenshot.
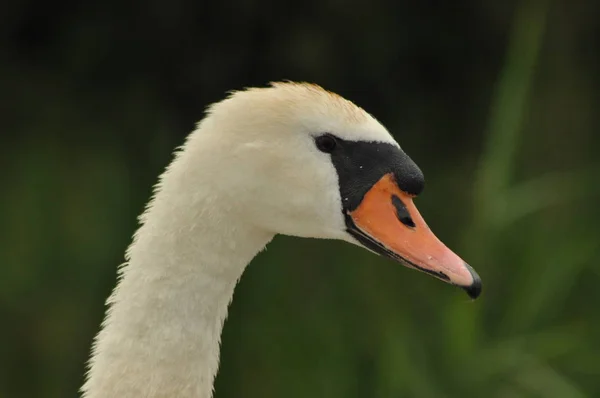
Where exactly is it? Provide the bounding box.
[346,173,481,298]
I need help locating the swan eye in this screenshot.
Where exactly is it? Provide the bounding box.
[315,134,337,153]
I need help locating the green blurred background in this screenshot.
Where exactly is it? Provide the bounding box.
[2,0,599,397]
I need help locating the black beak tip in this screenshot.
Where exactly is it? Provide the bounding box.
[462,263,482,299]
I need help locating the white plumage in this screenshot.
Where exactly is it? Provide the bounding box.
[82,82,479,397]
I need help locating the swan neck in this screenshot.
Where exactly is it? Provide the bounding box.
[82,157,273,397]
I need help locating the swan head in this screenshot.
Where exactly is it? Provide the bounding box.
[191,82,481,298]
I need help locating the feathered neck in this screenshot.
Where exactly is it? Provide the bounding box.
[82,131,273,397]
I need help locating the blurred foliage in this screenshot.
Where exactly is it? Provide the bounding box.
[1,0,599,397]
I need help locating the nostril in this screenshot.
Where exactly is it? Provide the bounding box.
[391,195,416,228]
[400,215,415,228]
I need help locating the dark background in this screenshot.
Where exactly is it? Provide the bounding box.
[1,0,599,397]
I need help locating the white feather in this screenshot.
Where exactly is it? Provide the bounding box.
[82,82,397,398]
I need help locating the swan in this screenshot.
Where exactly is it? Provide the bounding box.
[82,82,481,398]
